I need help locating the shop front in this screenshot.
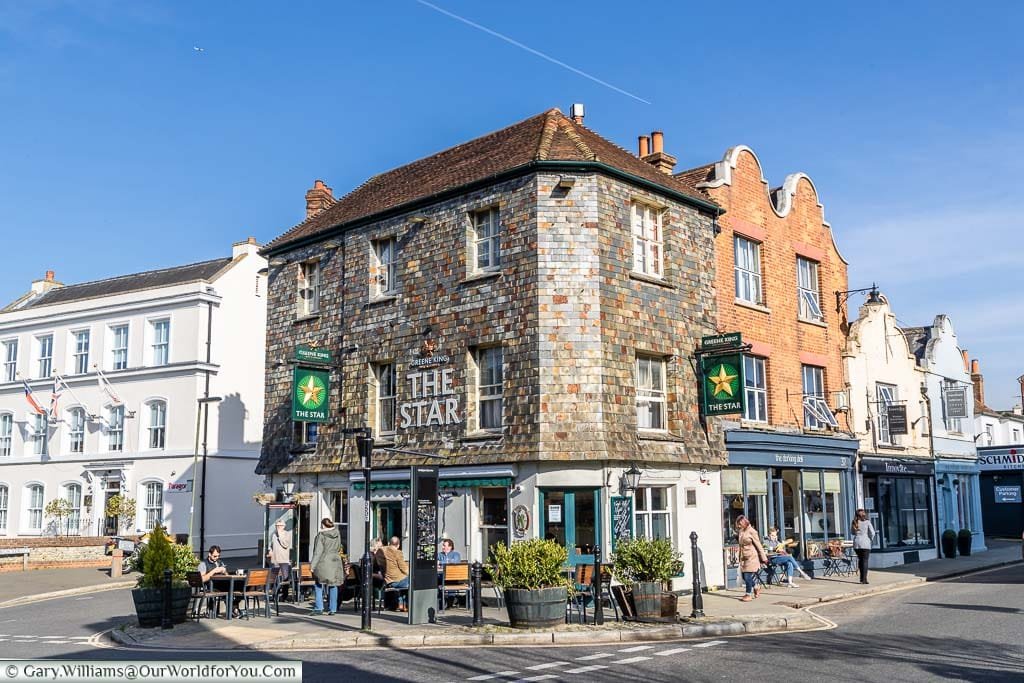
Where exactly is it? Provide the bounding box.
[935,457,986,553]
[860,456,937,567]
[722,430,858,582]
[977,447,1024,538]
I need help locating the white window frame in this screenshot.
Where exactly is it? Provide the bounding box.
[147,401,166,450]
[372,238,397,296]
[876,383,898,445]
[36,334,53,379]
[634,486,672,541]
[72,330,90,375]
[942,381,964,433]
[109,324,129,371]
[802,365,837,430]
[2,339,17,383]
[298,260,321,316]
[0,485,7,530]
[108,405,125,452]
[743,355,768,423]
[68,407,86,454]
[631,202,664,278]
[473,208,501,272]
[150,319,170,366]
[477,346,503,431]
[64,483,82,534]
[375,363,396,436]
[1013,428,1022,443]
[30,413,47,455]
[636,355,667,431]
[734,236,763,305]
[0,413,12,457]
[25,483,44,531]
[293,421,319,447]
[142,481,163,531]
[797,257,824,322]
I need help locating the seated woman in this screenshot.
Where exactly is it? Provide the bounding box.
[765,527,812,587]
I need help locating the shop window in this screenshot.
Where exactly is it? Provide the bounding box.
[745,469,768,537]
[801,471,827,542]
[822,471,843,539]
[479,488,508,557]
[872,476,933,548]
[634,487,671,541]
[721,468,743,545]
[742,356,767,423]
[328,490,349,554]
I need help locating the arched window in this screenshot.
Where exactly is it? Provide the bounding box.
[0,485,8,530]
[65,483,82,534]
[148,401,166,450]
[26,484,44,530]
[143,481,163,530]
[0,413,12,457]
[68,408,86,454]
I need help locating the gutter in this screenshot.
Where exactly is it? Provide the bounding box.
[262,160,724,258]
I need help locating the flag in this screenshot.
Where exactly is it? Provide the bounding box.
[22,380,45,415]
[96,369,122,406]
[49,375,63,416]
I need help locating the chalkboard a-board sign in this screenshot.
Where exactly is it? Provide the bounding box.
[610,496,634,550]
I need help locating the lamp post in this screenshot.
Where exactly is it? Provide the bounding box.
[189,395,222,558]
[356,430,374,631]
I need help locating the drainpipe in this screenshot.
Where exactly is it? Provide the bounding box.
[199,300,214,556]
[921,384,941,538]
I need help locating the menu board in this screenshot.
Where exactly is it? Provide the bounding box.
[610,496,633,551]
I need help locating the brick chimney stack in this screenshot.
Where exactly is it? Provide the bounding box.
[305,180,334,219]
[641,130,677,174]
[970,358,985,409]
[30,270,62,295]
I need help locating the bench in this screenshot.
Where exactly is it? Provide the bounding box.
[0,548,31,571]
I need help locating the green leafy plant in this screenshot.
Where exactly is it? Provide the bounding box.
[942,529,957,541]
[612,537,684,585]
[44,498,73,535]
[958,528,972,539]
[135,524,188,589]
[105,494,136,533]
[489,539,571,591]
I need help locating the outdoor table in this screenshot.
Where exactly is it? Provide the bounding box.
[210,573,247,620]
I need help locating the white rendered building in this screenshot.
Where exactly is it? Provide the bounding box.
[0,239,267,556]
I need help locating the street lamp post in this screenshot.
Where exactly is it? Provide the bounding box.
[356,430,374,631]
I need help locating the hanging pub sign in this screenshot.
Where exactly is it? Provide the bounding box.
[701,353,745,416]
[700,332,743,352]
[943,385,968,419]
[887,404,908,435]
[292,367,330,422]
[295,344,332,364]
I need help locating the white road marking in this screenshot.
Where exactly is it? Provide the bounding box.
[40,640,70,644]
[74,597,94,601]
[511,677,558,683]
[575,653,614,661]
[615,656,652,664]
[467,673,518,681]
[654,647,690,656]
[564,664,609,674]
[693,640,727,648]
[68,637,91,640]
[619,645,654,652]
[524,662,568,671]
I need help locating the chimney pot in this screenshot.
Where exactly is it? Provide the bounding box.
[641,131,677,174]
[45,270,54,282]
[970,359,979,374]
[638,135,650,157]
[651,131,664,154]
[961,349,969,373]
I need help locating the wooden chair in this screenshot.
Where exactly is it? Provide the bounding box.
[297,562,316,601]
[186,570,226,620]
[568,564,595,624]
[440,562,471,613]
[239,568,272,618]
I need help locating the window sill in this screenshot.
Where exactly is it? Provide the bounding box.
[289,445,317,455]
[366,294,399,308]
[637,430,682,442]
[629,272,676,289]
[462,270,502,285]
[876,444,906,451]
[738,419,770,429]
[798,317,828,329]
[293,314,321,325]
[462,430,503,442]
[735,299,771,315]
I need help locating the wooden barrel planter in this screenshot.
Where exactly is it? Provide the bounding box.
[660,592,678,618]
[632,581,662,620]
[132,587,192,627]
[503,587,567,629]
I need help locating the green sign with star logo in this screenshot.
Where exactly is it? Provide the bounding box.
[701,353,745,416]
[292,367,330,423]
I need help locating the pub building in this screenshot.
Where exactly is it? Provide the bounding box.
[256,107,729,588]
[682,145,859,581]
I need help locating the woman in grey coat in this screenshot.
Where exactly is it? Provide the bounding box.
[851,509,876,584]
[310,518,345,615]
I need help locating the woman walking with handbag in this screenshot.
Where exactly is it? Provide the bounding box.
[735,515,768,602]
[852,509,876,584]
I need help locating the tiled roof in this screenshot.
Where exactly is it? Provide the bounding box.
[6,258,232,311]
[901,326,931,365]
[264,109,717,253]
[674,163,715,189]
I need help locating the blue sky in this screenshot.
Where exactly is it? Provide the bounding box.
[1,1,1022,406]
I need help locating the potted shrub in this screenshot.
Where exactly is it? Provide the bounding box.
[130,525,196,627]
[957,529,973,557]
[941,529,957,558]
[612,538,683,621]
[490,539,570,629]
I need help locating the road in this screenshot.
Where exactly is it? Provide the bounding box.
[0,563,1020,682]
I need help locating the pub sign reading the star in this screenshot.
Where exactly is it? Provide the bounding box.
[292,367,330,422]
[700,353,745,416]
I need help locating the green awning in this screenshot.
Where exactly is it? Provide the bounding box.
[352,477,512,491]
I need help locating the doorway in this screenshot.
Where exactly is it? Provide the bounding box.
[104,479,121,535]
[539,488,600,565]
[373,501,403,544]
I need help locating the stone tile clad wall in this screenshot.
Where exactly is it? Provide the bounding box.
[705,148,849,431]
[261,171,725,474]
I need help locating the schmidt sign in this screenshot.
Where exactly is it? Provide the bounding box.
[977,449,1024,471]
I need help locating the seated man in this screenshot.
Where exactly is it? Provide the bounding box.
[765,527,811,587]
[196,545,243,616]
[382,536,410,612]
[438,538,462,566]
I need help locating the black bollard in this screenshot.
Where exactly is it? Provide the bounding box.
[592,545,604,625]
[362,551,373,631]
[689,531,705,618]
[161,568,173,629]
[470,561,483,627]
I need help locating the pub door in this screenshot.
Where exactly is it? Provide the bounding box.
[373,502,403,544]
[539,488,600,565]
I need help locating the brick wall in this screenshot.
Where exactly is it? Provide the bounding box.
[0,536,107,570]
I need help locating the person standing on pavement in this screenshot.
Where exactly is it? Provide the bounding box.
[852,509,876,584]
[310,518,344,615]
[735,515,768,602]
[269,519,293,601]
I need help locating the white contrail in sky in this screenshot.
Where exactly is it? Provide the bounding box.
[414,0,652,105]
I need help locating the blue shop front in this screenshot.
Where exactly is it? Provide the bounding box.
[935,457,986,554]
[722,429,858,582]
